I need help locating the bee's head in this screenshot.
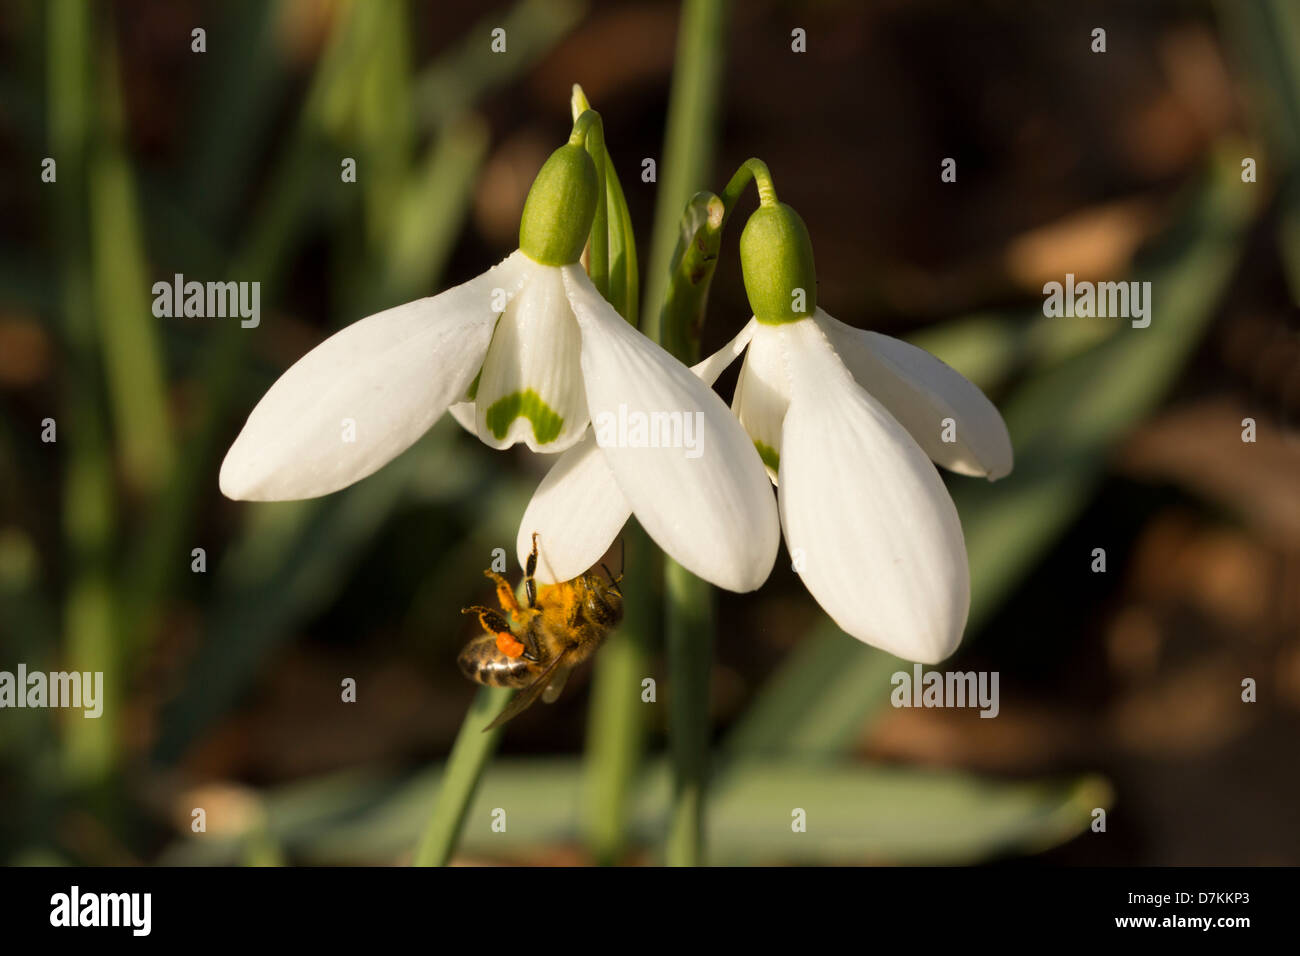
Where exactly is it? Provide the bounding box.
[583,570,624,628]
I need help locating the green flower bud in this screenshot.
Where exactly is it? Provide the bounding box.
[739,202,817,325]
[518,144,599,266]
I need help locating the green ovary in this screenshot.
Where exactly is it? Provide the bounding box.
[485,389,565,444]
[754,439,780,472]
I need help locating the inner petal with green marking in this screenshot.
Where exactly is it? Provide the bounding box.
[485,389,565,445]
[753,438,780,473]
[471,263,590,453]
[732,324,791,484]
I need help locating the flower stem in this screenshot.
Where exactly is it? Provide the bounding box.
[412,685,511,866]
[649,160,776,866]
[644,0,729,868]
[663,559,715,865]
[583,525,656,863]
[657,213,718,863]
[657,160,778,359]
[720,157,778,210]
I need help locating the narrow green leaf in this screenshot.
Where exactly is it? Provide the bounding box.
[184,0,292,230]
[380,115,490,304]
[412,0,587,131]
[48,0,120,786]
[153,430,435,762]
[571,84,638,325]
[354,0,414,252]
[605,156,639,326]
[725,620,902,757]
[642,0,726,340]
[162,758,1110,866]
[90,40,174,494]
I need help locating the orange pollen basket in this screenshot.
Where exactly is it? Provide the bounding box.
[496,631,525,659]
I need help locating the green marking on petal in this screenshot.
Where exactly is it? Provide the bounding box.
[754,439,780,472]
[485,389,564,444]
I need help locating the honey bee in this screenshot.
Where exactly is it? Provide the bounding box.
[458,533,623,730]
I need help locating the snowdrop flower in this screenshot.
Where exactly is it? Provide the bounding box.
[219,113,778,593]
[523,194,1011,663]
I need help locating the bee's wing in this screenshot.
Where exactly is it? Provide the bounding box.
[541,666,572,704]
[484,649,573,731]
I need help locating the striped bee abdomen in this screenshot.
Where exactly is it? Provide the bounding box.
[457,634,536,688]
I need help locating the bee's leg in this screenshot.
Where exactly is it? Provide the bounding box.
[463,605,509,635]
[483,570,524,618]
[524,532,540,609]
[519,620,544,662]
[461,606,530,660]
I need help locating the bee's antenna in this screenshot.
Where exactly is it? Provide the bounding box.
[601,563,622,597]
[617,537,625,581]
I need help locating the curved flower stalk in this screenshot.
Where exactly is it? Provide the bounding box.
[219,112,778,594]
[523,165,1012,663]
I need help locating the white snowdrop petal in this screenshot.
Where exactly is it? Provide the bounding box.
[474,262,589,453]
[816,309,1013,480]
[777,319,970,663]
[562,265,779,593]
[517,430,631,585]
[447,401,476,434]
[219,251,533,501]
[732,322,792,483]
[691,317,757,386]
[515,320,758,585]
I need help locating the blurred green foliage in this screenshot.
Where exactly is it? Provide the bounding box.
[1,0,1278,866]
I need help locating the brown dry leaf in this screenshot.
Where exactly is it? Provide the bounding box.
[1106,606,1165,680]
[277,0,344,65]
[1108,658,1252,756]
[247,650,449,780]
[474,132,552,248]
[1004,198,1160,291]
[532,2,677,111]
[170,782,267,838]
[1116,25,1235,180]
[0,318,52,387]
[865,698,1086,774]
[1119,397,1300,552]
[1220,313,1300,416]
[1279,643,1300,708]
[1158,25,1237,144]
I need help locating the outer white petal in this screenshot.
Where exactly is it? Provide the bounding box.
[474,263,589,453]
[776,319,970,663]
[220,251,532,501]
[447,401,476,434]
[732,322,791,483]
[692,317,757,386]
[517,430,631,584]
[816,309,1013,480]
[562,265,779,593]
[514,319,757,585]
